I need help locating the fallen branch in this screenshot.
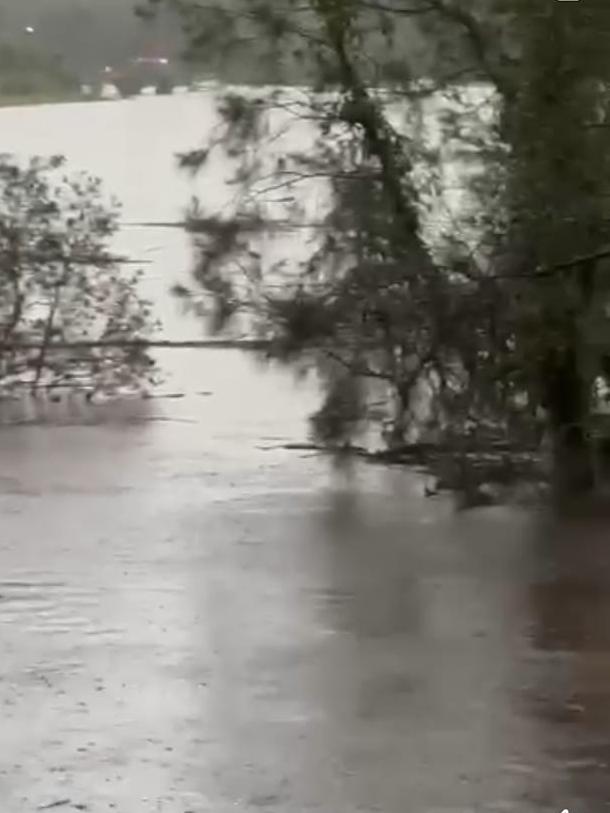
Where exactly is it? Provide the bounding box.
[268,440,546,496]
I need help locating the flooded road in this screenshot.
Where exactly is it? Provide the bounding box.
[1,97,610,813]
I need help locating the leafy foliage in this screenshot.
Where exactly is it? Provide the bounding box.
[0,155,158,397]
[151,0,610,490]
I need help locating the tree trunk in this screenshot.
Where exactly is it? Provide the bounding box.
[551,424,594,498]
[544,347,595,498]
[505,4,610,503]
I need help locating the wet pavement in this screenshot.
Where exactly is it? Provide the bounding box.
[1,97,610,813]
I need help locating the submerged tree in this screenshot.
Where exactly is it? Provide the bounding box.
[0,155,157,399]
[499,2,610,494]
[149,0,610,497]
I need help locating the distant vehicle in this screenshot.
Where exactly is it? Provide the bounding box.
[106,57,175,98]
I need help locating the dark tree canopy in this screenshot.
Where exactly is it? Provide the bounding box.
[151,0,610,498]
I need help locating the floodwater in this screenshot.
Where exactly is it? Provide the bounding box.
[0,96,610,813]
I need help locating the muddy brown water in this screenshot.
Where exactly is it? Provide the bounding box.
[0,97,610,813]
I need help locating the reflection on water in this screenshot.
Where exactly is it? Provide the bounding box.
[521,516,610,812]
[0,389,156,426]
[0,98,609,812]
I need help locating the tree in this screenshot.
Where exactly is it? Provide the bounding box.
[0,155,158,400]
[499,2,610,494]
[150,0,610,498]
